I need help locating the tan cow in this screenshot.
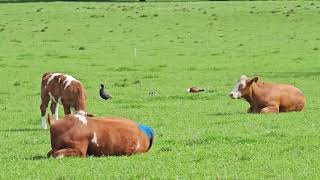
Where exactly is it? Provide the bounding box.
[229,75,305,113]
[47,114,154,158]
[40,72,93,129]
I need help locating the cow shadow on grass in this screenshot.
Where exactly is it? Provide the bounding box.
[207,111,246,117]
[206,112,248,125]
[28,155,48,160]
[1,128,43,132]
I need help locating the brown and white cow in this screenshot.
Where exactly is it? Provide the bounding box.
[47,114,154,157]
[229,75,305,113]
[40,72,93,129]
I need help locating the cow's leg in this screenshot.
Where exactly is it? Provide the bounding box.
[50,102,59,121]
[63,105,71,115]
[260,106,279,113]
[40,95,50,129]
[52,148,85,158]
[53,140,89,158]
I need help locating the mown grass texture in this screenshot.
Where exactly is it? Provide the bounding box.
[0,1,320,178]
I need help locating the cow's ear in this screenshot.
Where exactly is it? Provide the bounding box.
[251,76,259,83]
[247,76,259,86]
[86,113,94,117]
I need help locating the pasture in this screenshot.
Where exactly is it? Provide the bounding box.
[0,1,320,178]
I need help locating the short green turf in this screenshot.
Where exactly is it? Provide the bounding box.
[0,1,320,179]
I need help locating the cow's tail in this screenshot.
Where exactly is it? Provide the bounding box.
[47,113,54,127]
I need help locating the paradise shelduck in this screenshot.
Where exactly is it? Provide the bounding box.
[99,84,112,100]
[187,87,205,93]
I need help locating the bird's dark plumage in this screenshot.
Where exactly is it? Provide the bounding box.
[100,84,112,100]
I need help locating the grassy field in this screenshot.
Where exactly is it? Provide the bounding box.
[0,1,320,179]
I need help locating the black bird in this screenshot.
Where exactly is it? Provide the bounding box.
[100,84,112,100]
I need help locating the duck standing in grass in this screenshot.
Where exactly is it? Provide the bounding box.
[100,84,112,100]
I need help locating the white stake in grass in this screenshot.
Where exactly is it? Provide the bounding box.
[134,47,137,57]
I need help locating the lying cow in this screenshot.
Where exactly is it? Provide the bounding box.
[47,114,154,157]
[40,72,93,129]
[229,75,305,113]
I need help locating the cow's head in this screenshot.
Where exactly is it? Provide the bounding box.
[229,75,259,99]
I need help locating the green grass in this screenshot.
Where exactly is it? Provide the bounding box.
[0,1,320,179]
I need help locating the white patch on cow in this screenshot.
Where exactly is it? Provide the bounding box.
[230,75,247,99]
[41,116,47,129]
[53,104,59,121]
[135,140,140,152]
[76,110,86,116]
[47,73,61,85]
[63,75,78,89]
[91,132,99,147]
[186,88,191,93]
[230,83,243,99]
[48,92,57,103]
[53,114,58,121]
[56,155,64,158]
[57,97,62,105]
[74,114,87,125]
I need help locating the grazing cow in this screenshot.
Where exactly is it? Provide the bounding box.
[40,72,93,129]
[47,114,154,158]
[229,75,305,113]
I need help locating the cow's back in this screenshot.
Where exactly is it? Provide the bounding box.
[42,73,82,94]
[278,84,305,111]
[253,82,305,112]
[41,72,86,107]
[257,82,305,111]
[86,117,152,156]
